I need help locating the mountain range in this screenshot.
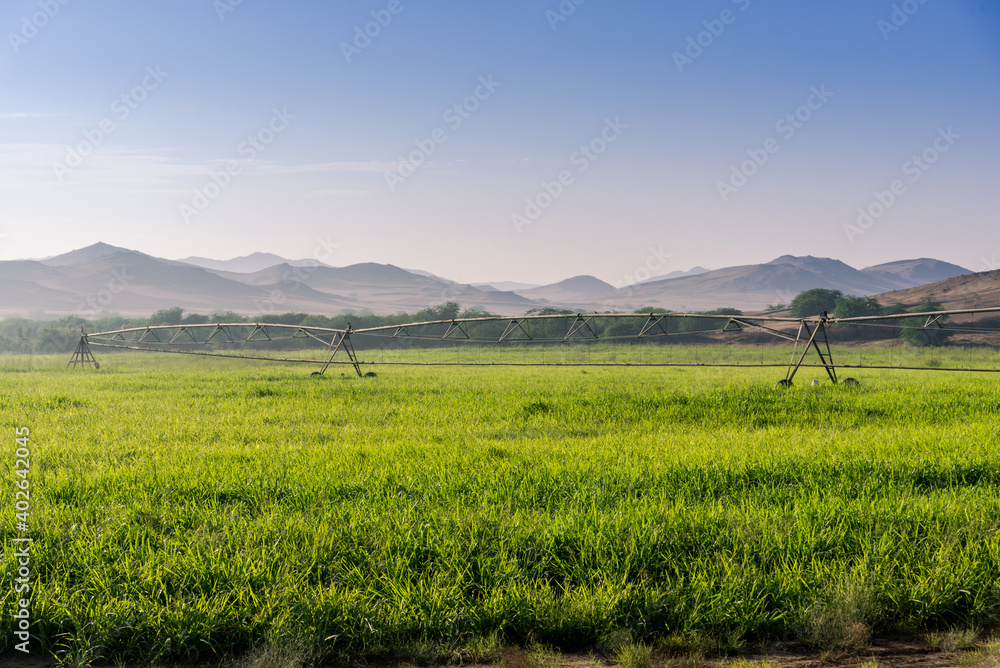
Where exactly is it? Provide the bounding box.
[178,252,327,274]
[0,242,983,319]
[603,255,973,313]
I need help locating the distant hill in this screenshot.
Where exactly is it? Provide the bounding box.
[178,252,328,274]
[861,258,970,290]
[515,275,616,308]
[40,241,129,267]
[211,261,541,315]
[404,268,464,286]
[473,281,541,292]
[639,266,710,283]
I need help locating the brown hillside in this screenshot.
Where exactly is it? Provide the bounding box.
[873,269,1000,310]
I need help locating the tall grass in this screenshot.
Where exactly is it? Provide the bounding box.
[1,350,999,663]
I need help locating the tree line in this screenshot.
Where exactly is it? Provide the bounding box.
[0,289,958,355]
[788,288,953,347]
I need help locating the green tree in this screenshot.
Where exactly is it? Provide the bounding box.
[182,312,210,325]
[789,289,843,318]
[832,295,882,319]
[148,307,184,326]
[673,308,742,332]
[415,302,461,321]
[883,303,907,316]
[900,297,952,347]
[264,312,309,326]
[300,314,334,328]
[459,307,496,319]
[703,307,743,330]
[213,310,249,323]
[525,307,575,316]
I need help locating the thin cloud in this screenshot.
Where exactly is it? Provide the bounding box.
[304,188,373,198]
[0,112,61,119]
[0,144,394,195]
[247,160,401,174]
[0,144,204,191]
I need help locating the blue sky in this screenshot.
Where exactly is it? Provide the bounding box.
[1,0,998,284]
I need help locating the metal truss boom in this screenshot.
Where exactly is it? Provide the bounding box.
[75,306,1000,383]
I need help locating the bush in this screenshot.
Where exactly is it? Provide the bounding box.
[799,577,877,652]
[615,642,655,668]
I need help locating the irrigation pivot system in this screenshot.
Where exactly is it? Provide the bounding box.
[71,307,1000,385]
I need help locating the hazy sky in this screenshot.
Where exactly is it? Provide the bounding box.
[1,1,998,285]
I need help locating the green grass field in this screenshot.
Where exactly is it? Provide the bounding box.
[2,346,1000,665]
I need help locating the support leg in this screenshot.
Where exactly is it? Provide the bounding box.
[316,329,363,377]
[68,336,99,369]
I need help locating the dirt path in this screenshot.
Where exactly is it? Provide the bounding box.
[1,637,995,668]
[492,638,994,668]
